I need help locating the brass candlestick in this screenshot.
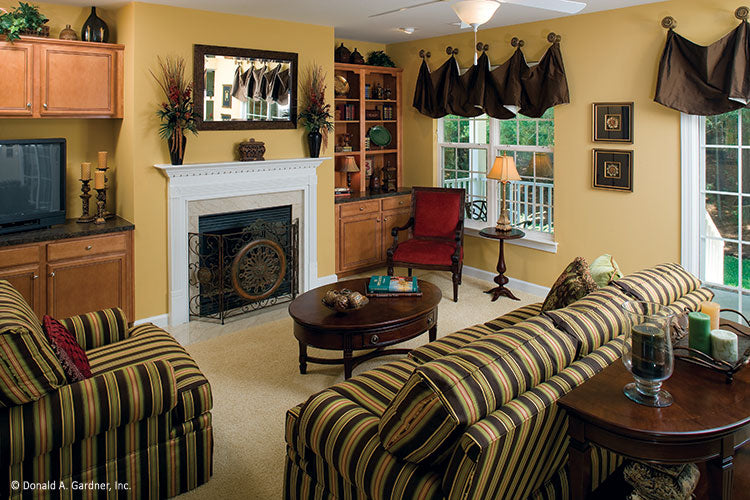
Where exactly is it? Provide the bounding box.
[97,167,115,220]
[94,188,107,225]
[77,179,95,223]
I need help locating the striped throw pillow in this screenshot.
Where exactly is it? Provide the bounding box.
[613,263,700,305]
[379,316,577,465]
[544,286,632,357]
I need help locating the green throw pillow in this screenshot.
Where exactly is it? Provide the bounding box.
[542,257,598,312]
[590,254,623,287]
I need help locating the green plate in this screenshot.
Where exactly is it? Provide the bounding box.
[368,125,392,147]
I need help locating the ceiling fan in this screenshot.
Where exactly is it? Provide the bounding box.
[369,0,586,19]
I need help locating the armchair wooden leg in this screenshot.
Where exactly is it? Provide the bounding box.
[387,265,394,276]
[407,268,412,277]
[452,272,459,302]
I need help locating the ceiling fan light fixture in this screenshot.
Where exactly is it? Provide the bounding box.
[451,0,500,27]
[398,27,416,34]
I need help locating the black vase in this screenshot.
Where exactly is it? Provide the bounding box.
[307,130,322,158]
[168,133,187,165]
[81,7,109,43]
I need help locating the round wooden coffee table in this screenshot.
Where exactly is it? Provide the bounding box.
[288,278,441,379]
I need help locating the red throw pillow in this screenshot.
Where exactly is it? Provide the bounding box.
[42,315,92,382]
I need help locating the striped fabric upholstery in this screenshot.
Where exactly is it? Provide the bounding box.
[58,308,129,350]
[485,302,544,331]
[665,287,714,316]
[379,316,578,465]
[442,337,625,500]
[613,263,700,305]
[0,359,177,465]
[88,323,213,425]
[544,285,632,357]
[0,281,66,407]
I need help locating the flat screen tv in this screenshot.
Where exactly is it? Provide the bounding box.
[0,138,66,234]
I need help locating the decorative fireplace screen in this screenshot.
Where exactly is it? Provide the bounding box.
[188,218,299,323]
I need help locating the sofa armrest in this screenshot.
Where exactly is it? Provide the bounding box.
[0,359,177,466]
[442,338,625,500]
[58,307,130,350]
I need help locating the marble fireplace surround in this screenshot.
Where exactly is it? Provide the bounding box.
[155,158,327,327]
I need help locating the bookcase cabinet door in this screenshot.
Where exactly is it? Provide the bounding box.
[339,213,382,272]
[0,43,34,116]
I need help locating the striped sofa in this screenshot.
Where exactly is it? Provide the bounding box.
[284,263,712,499]
[0,280,213,499]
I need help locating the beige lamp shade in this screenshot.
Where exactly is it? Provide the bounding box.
[487,156,521,182]
[337,156,360,173]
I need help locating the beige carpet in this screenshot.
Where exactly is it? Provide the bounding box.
[177,270,542,499]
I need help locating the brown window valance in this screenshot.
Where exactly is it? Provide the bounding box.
[655,21,750,116]
[412,41,570,119]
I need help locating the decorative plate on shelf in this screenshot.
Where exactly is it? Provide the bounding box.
[368,125,392,147]
[334,75,350,97]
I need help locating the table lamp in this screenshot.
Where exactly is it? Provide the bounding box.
[337,156,360,189]
[487,155,521,232]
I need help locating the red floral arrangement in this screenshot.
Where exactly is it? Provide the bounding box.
[151,56,197,159]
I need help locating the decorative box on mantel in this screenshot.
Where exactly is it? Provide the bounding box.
[154,158,329,327]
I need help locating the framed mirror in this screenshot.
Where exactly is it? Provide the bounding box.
[193,44,298,130]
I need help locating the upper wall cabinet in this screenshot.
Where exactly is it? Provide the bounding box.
[0,37,124,119]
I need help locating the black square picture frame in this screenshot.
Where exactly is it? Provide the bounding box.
[593,102,633,143]
[593,149,633,192]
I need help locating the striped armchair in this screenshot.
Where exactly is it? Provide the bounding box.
[0,280,213,499]
[284,263,712,499]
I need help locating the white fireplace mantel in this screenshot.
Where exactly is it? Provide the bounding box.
[155,157,328,326]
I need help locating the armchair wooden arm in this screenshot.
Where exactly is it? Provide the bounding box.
[387,217,415,259]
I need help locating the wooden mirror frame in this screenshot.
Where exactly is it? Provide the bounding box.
[193,44,298,130]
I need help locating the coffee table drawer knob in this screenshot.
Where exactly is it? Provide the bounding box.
[427,316,433,325]
[370,334,380,345]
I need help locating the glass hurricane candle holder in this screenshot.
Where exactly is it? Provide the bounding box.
[621,301,675,407]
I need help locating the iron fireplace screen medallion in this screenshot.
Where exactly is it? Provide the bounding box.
[231,239,286,301]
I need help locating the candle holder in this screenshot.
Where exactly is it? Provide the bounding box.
[97,167,115,220]
[77,179,96,223]
[94,188,107,225]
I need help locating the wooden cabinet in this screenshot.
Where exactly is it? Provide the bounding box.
[0,229,134,321]
[336,194,411,275]
[0,37,123,118]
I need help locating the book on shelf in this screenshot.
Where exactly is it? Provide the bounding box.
[366,276,421,297]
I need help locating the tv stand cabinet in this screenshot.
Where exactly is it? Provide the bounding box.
[0,217,134,321]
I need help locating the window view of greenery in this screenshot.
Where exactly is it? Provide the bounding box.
[703,109,750,290]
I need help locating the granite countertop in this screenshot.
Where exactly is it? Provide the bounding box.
[0,216,134,247]
[335,188,412,204]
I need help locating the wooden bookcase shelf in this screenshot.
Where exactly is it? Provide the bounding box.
[333,63,403,194]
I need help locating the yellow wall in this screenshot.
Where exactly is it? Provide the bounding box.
[121,3,335,319]
[387,0,738,285]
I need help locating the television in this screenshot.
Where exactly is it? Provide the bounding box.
[0,138,66,234]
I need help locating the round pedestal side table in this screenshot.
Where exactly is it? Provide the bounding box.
[477,227,525,301]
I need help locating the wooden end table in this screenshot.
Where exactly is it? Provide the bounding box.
[558,340,750,500]
[477,227,524,301]
[288,278,441,379]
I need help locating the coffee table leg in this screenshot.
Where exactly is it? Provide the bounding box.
[343,348,353,380]
[568,416,592,500]
[298,341,307,375]
[429,324,437,342]
[708,435,735,499]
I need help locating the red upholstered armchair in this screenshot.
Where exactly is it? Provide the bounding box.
[387,187,465,302]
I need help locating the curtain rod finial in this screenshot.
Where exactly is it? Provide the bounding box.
[736,6,749,20]
[511,37,525,48]
[418,49,431,59]
[661,16,677,29]
[476,42,489,52]
[446,46,459,55]
[546,32,562,43]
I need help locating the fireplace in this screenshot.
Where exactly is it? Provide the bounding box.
[188,205,299,323]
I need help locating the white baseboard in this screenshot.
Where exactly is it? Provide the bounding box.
[133,314,169,328]
[311,274,338,288]
[463,265,550,298]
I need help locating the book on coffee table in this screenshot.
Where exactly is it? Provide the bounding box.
[366,276,422,297]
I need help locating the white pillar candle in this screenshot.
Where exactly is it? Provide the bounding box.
[710,329,739,364]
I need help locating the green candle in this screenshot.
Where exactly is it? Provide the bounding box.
[688,311,711,355]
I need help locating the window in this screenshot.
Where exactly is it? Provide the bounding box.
[438,110,555,245]
[683,109,750,313]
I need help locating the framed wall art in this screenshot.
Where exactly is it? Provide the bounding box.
[593,102,633,143]
[222,85,232,108]
[593,149,633,192]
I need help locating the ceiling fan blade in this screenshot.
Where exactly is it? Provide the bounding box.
[500,0,586,14]
[369,0,445,18]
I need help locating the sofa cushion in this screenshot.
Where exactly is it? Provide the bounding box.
[392,239,462,266]
[544,285,632,357]
[485,302,543,331]
[0,281,67,407]
[87,323,212,424]
[378,315,577,465]
[542,257,598,312]
[664,287,714,316]
[409,323,495,364]
[614,263,700,305]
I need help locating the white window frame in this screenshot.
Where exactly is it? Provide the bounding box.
[437,115,558,253]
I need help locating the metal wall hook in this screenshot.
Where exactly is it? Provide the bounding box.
[510,37,524,48]
[476,42,489,52]
[661,16,677,29]
[418,49,431,59]
[736,6,749,20]
[546,32,562,43]
[446,46,459,55]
